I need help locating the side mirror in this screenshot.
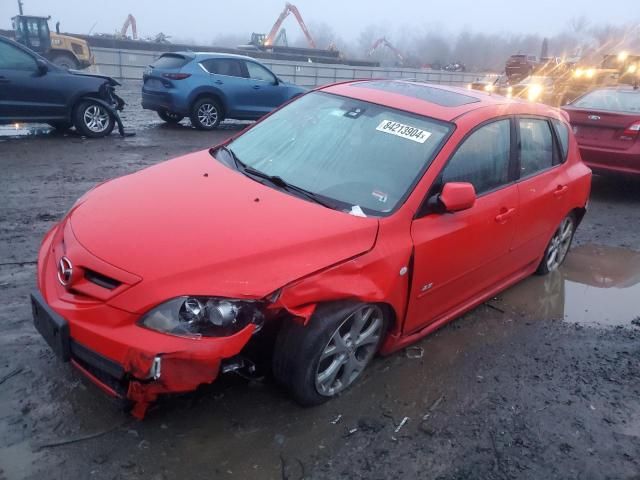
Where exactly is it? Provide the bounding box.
[36,58,48,74]
[439,182,476,212]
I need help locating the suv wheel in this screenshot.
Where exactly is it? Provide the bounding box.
[190,98,222,130]
[50,53,79,70]
[73,100,115,138]
[273,303,387,406]
[157,110,184,124]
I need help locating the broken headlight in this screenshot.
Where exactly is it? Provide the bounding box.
[139,297,265,338]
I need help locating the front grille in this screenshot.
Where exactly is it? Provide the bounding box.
[84,269,121,290]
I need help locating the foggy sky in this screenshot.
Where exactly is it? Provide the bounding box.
[1,0,636,45]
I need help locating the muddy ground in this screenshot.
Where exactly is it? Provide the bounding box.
[1,83,639,480]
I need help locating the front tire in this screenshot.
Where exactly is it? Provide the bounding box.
[536,214,576,275]
[273,303,387,406]
[73,100,115,138]
[189,98,222,130]
[157,110,184,124]
[50,53,79,70]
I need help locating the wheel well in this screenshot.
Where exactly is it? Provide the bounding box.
[570,206,587,226]
[191,93,225,119]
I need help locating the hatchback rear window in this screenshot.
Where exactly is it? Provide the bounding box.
[572,89,640,114]
[152,54,191,69]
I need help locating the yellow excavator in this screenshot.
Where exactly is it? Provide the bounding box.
[11,0,94,69]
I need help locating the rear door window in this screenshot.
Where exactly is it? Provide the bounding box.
[441,119,512,195]
[201,58,246,78]
[152,54,190,69]
[518,118,554,177]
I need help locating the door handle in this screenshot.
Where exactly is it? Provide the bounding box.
[252,85,261,90]
[495,207,516,224]
[214,80,223,85]
[0,76,9,84]
[553,185,569,197]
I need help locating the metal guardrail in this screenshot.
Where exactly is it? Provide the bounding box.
[92,47,488,87]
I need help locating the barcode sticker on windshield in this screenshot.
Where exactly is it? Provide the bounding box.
[376,120,432,143]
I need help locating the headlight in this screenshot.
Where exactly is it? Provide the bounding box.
[484,84,494,92]
[585,68,595,78]
[139,297,266,338]
[627,64,637,74]
[528,84,543,101]
[574,68,583,78]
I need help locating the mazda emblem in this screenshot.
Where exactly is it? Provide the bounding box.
[57,256,73,286]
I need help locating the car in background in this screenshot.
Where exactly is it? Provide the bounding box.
[501,76,559,105]
[142,52,307,130]
[505,54,538,80]
[0,35,124,137]
[563,86,640,177]
[33,80,590,418]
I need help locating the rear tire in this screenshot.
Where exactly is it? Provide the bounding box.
[157,110,184,124]
[536,214,576,275]
[50,53,79,70]
[189,98,222,130]
[273,302,387,406]
[73,100,115,138]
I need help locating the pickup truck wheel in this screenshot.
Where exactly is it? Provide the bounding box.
[50,53,78,70]
[73,100,115,138]
[536,214,576,275]
[190,98,221,130]
[157,110,184,124]
[273,303,387,406]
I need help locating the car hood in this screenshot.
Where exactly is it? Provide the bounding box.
[68,150,378,313]
[69,70,120,86]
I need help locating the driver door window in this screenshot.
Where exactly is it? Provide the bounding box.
[245,61,276,83]
[0,42,37,71]
[441,119,512,195]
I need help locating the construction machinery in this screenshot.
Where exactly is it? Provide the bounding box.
[368,37,404,66]
[250,2,316,49]
[120,14,137,40]
[10,0,94,69]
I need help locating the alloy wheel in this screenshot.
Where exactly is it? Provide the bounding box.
[315,304,384,397]
[546,217,574,271]
[197,103,219,127]
[83,105,110,133]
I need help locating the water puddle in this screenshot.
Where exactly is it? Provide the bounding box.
[497,244,640,327]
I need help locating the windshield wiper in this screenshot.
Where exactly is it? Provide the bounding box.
[214,146,339,210]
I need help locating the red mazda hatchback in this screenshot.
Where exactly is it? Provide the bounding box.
[32,81,591,418]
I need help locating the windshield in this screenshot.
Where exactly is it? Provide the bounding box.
[572,89,640,114]
[225,92,452,215]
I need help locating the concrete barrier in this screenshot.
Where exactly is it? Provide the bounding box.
[92,47,493,88]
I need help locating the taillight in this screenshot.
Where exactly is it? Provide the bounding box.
[620,121,640,141]
[162,73,191,80]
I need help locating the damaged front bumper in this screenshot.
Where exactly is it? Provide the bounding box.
[31,291,255,419]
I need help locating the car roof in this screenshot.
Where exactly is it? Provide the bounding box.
[166,51,263,62]
[320,80,557,122]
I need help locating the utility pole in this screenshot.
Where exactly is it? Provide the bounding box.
[18,0,24,15]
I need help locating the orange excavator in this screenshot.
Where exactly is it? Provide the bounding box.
[250,2,316,49]
[120,13,137,40]
[369,37,405,65]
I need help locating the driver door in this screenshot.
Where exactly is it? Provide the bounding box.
[243,60,288,116]
[404,118,519,334]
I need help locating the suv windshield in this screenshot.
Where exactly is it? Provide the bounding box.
[225,92,452,215]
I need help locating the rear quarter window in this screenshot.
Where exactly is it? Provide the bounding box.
[152,54,191,69]
[552,119,570,162]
